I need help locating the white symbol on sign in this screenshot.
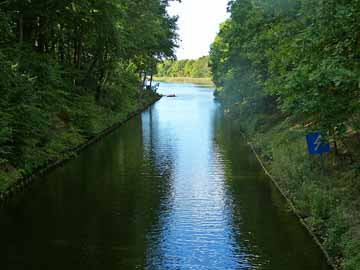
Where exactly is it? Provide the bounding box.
[314,134,322,151]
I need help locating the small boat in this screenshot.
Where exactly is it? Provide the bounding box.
[167,94,176,97]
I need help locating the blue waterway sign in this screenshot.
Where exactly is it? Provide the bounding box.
[306,132,331,155]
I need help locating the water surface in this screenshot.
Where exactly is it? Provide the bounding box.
[0,82,331,270]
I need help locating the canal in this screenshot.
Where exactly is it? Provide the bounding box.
[0,82,331,270]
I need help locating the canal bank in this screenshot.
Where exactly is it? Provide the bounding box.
[245,138,337,270]
[154,76,214,86]
[220,109,359,270]
[0,92,161,208]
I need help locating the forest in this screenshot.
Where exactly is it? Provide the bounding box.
[210,0,360,269]
[0,0,178,191]
[156,55,211,78]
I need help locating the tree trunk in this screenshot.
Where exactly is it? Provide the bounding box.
[19,14,23,44]
[149,73,153,89]
[37,16,46,53]
[331,128,339,156]
[59,26,65,63]
[83,51,101,85]
[356,131,360,144]
[142,72,147,89]
[96,71,105,103]
[73,39,77,65]
[22,15,33,44]
[77,41,82,68]
[60,46,65,63]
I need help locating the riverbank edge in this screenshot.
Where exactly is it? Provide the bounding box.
[0,94,162,208]
[243,133,338,270]
[154,76,214,86]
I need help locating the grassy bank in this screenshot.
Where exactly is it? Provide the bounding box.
[0,92,161,198]
[210,1,360,268]
[0,0,177,204]
[154,76,214,86]
[223,107,360,269]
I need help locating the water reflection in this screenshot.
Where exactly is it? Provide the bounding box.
[145,84,248,269]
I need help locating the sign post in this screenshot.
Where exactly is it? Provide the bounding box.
[306,132,331,176]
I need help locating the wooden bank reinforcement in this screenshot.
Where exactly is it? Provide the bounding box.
[246,137,338,270]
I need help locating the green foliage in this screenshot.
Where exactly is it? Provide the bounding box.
[210,0,360,138]
[0,0,177,190]
[156,56,211,78]
[343,238,360,270]
[210,0,360,268]
[246,118,360,269]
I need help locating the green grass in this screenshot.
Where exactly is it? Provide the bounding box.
[154,76,214,86]
[0,92,160,193]
[225,107,360,270]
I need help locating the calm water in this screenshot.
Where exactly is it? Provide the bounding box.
[0,83,331,270]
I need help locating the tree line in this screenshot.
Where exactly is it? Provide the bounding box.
[210,0,360,150]
[0,0,178,189]
[156,55,211,78]
[210,1,360,269]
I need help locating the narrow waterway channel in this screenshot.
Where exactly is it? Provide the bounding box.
[0,83,331,270]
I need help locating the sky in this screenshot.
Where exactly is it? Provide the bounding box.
[167,0,229,60]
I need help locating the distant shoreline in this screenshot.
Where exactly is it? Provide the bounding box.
[154,76,214,86]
